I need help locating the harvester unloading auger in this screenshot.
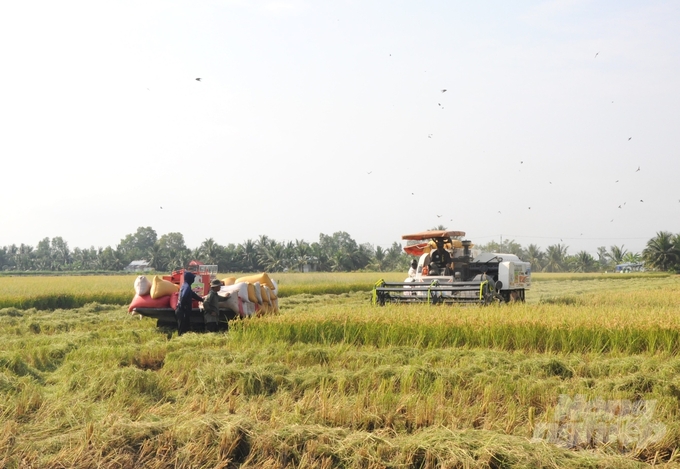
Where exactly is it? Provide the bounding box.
[372,230,531,306]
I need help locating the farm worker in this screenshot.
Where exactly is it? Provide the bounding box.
[202,279,223,333]
[429,238,452,275]
[408,259,418,278]
[176,271,204,335]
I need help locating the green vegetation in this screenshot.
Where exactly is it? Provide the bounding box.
[0,275,679,467]
[0,228,409,273]
[480,231,680,273]
[3,226,680,275]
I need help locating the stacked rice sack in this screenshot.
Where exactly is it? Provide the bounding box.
[218,272,279,318]
[127,272,278,319]
[128,275,180,313]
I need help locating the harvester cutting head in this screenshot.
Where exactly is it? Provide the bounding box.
[373,230,531,305]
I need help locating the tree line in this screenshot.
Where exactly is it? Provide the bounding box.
[477,231,680,273]
[0,227,409,273]
[1,227,679,273]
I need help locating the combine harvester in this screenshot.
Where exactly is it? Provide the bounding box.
[372,230,531,306]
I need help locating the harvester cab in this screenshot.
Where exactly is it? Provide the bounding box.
[373,230,531,306]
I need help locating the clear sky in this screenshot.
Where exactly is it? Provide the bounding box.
[1,0,679,255]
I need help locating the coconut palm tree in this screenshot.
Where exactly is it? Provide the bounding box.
[168,249,191,272]
[543,244,568,272]
[607,245,628,266]
[572,251,596,272]
[238,239,259,272]
[147,243,167,271]
[622,252,642,264]
[199,238,221,265]
[294,239,312,272]
[351,244,373,270]
[386,242,408,271]
[50,237,71,270]
[310,242,328,271]
[643,231,680,271]
[371,246,388,272]
[256,235,272,254]
[258,241,288,272]
[524,244,545,271]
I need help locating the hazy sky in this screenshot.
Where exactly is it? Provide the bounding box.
[2,0,679,255]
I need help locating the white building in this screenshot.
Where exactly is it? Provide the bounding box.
[124,260,152,272]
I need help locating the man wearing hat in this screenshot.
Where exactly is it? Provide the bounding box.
[202,279,223,332]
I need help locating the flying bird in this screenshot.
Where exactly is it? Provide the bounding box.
[428,134,432,138]
[528,207,531,210]
[195,78,202,81]
[520,161,523,164]
[615,180,619,183]
[436,214,442,218]
[498,211,501,214]
[367,171,372,174]
[441,89,447,93]
[640,199,644,202]
[595,52,599,58]
[636,166,640,172]
[160,206,163,209]
[628,137,632,141]
[618,205,621,208]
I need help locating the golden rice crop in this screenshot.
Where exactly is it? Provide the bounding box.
[1,275,680,467]
[0,272,409,308]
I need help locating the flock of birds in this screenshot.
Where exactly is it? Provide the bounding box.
[359,51,658,237]
[193,57,674,243]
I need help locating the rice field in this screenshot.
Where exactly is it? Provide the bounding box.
[0,273,679,467]
[0,272,410,309]
[0,271,668,309]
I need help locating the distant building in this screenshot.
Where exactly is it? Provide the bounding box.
[615,262,645,273]
[125,260,152,272]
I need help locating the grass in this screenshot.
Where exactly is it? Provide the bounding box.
[0,274,679,467]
